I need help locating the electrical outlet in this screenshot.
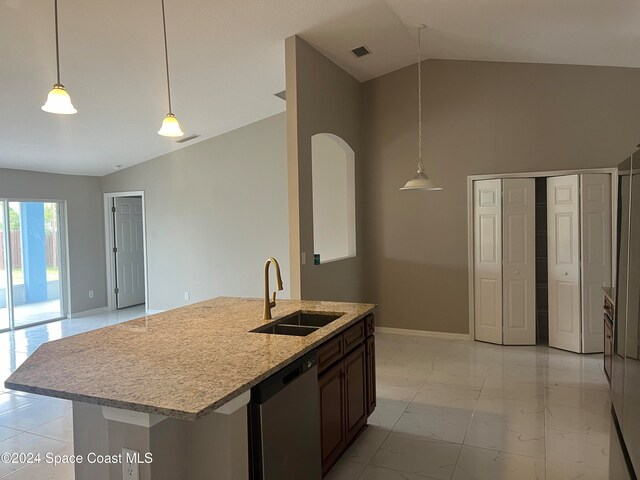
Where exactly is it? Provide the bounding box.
[301,252,306,265]
[121,448,139,480]
[184,292,190,301]
[88,290,94,299]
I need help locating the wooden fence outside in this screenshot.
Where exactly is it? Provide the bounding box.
[0,231,58,270]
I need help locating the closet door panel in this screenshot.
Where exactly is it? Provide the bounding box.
[580,174,612,353]
[503,178,536,345]
[474,179,503,344]
[548,175,581,352]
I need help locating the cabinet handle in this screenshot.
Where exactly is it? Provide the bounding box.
[515,270,520,275]
[564,272,568,276]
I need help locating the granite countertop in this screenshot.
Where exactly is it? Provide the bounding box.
[5,297,376,421]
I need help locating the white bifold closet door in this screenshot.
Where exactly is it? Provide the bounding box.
[548,175,582,352]
[474,179,503,344]
[580,174,612,353]
[547,174,611,353]
[502,178,536,345]
[474,178,536,345]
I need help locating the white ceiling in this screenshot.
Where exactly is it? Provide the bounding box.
[2,0,640,176]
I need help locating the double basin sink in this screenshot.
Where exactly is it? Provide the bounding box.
[252,311,343,337]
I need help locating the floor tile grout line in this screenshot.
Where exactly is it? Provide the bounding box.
[543,365,548,480]
[357,366,435,479]
[450,374,487,479]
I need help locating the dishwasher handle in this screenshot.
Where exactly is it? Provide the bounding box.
[282,366,303,386]
[251,351,317,404]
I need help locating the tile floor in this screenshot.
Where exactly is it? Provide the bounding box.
[0,311,611,479]
[328,333,611,480]
[0,305,145,479]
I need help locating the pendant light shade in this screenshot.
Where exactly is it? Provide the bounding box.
[400,168,442,191]
[158,113,184,137]
[400,25,441,192]
[42,83,77,114]
[157,0,184,137]
[42,0,77,115]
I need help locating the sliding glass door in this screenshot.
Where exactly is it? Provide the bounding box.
[0,202,9,331]
[0,201,65,330]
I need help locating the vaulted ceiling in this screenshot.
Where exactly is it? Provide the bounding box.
[2,0,640,175]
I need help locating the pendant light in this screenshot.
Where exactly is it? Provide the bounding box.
[41,0,77,114]
[400,25,441,191]
[157,0,184,137]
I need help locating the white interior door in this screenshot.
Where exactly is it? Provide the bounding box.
[580,174,612,353]
[547,175,581,352]
[474,179,503,344]
[114,197,145,309]
[502,178,536,345]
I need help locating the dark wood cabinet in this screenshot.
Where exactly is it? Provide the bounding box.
[318,315,376,476]
[344,344,367,444]
[366,335,376,415]
[319,361,346,471]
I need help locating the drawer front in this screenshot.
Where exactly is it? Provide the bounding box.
[365,315,375,337]
[318,335,344,374]
[343,321,365,353]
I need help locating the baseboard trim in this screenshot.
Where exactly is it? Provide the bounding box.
[67,307,109,319]
[376,326,470,341]
[145,309,165,315]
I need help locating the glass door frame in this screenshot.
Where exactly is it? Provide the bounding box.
[0,199,69,331]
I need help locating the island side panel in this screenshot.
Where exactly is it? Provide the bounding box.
[72,400,249,480]
[183,407,249,480]
[73,401,109,480]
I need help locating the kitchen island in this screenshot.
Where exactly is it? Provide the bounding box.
[5,297,376,480]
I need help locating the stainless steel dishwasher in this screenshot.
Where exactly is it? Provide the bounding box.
[248,351,321,480]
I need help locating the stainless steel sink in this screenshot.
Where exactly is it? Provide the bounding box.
[251,311,343,336]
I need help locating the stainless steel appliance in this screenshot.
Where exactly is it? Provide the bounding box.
[611,152,639,479]
[248,351,322,480]
[604,291,614,383]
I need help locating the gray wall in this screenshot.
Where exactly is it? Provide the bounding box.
[101,113,289,312]
[0,169,106,314]
[362,60,640,334]
[286,36,366,303]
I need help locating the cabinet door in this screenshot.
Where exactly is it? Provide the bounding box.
[366,335,376,416]
[474,179,503,344]
[548,175,582,352]
[319,361,345,474]
[502,178,536,345]
[344,344,367,444]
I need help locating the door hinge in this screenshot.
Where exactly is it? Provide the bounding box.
[111,206,116,213]
[113,247,117,253]
[114,288,119,294]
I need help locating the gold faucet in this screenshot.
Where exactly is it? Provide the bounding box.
[264,257,284,320]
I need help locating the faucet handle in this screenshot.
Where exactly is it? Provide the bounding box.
[270,291,277,308]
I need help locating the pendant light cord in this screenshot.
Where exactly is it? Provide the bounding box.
[161,0,173,114]
[54,0,60,85]
[417,25,424,174]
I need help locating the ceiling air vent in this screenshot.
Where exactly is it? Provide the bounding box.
[351,45,371,58]
[275,90,286,101]
[176,134,201,144]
